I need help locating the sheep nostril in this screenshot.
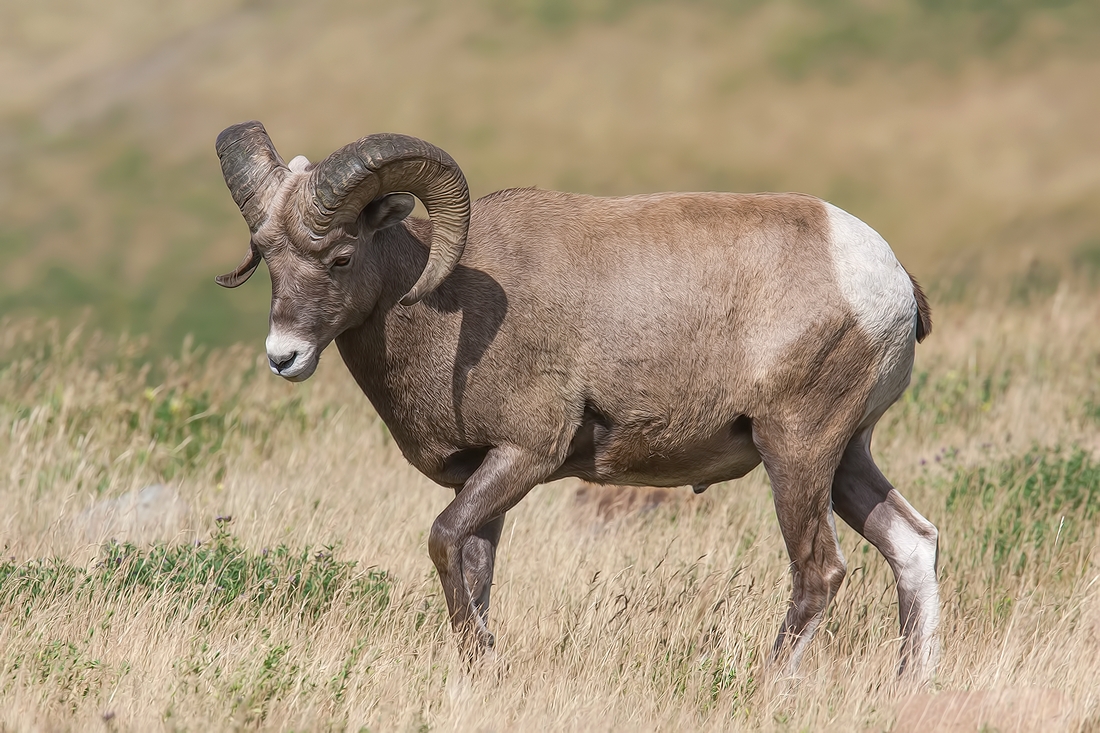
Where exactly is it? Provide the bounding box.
[270,352,298,372]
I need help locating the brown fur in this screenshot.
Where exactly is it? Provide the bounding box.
[217,132,939,676]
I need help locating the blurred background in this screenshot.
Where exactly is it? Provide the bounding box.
[2,0,1098,353]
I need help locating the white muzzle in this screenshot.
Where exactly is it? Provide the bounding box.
[265,330,318,382]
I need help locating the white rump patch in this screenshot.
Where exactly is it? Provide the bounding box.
[825,203,915,340]
[826,203,918,421]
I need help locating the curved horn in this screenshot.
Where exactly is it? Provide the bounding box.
[216,121,289,233]
[214,242,261,288]
[302,133,470,306]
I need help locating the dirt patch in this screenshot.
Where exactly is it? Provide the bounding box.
[894,687,1071,733]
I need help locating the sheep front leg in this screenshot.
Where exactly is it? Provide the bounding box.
[460,513,506,646]
[428,445,543,657]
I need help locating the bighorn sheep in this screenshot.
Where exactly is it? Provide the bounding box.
[215,121,940,677]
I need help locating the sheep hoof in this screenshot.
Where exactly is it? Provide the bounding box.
[692,483,709,494]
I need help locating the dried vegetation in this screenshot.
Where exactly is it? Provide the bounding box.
[3,1,1100,729]
[1,289,1099,730]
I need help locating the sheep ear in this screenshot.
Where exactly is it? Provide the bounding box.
[215,245,261,288]
[361,193,415,231]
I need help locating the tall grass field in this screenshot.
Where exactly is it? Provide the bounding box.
[3,0,1100,730]
[1,288,1099,730]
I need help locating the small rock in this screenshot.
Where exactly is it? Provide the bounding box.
[77,484,189,543]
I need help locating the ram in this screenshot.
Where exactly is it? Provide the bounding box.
[215,121,940,677]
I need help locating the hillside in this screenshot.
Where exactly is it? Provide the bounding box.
[2,0,1099,350]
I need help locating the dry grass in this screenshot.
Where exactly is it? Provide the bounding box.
[1,287,1099,731]
[3,5,1100,727]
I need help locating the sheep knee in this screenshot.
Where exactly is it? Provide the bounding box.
[428,516,462,576]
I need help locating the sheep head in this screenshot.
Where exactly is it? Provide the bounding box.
[214,121,470,381]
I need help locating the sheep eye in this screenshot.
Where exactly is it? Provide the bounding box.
[331,255,352,268]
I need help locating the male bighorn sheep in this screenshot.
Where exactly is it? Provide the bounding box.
[215,121,940,677]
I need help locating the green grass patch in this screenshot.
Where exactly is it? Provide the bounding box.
[773,0,1100,79]
[0,327,318,485]
[942,446,1100,576]
[1009,259,1062,304]
[0,528,415,725]
[1073,237,1100,284]
[8,639,133,713]
[903,366,1011,426]
[0,528,393,628]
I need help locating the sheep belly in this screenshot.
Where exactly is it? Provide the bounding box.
[551,412,761,488]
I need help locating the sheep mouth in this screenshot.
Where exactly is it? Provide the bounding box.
[266,330,321,381]
[272,353,319,382]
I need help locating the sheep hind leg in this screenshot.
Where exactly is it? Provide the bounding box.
[753,417,850,676]
[429,444,547,659]
[831,428,940,680]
